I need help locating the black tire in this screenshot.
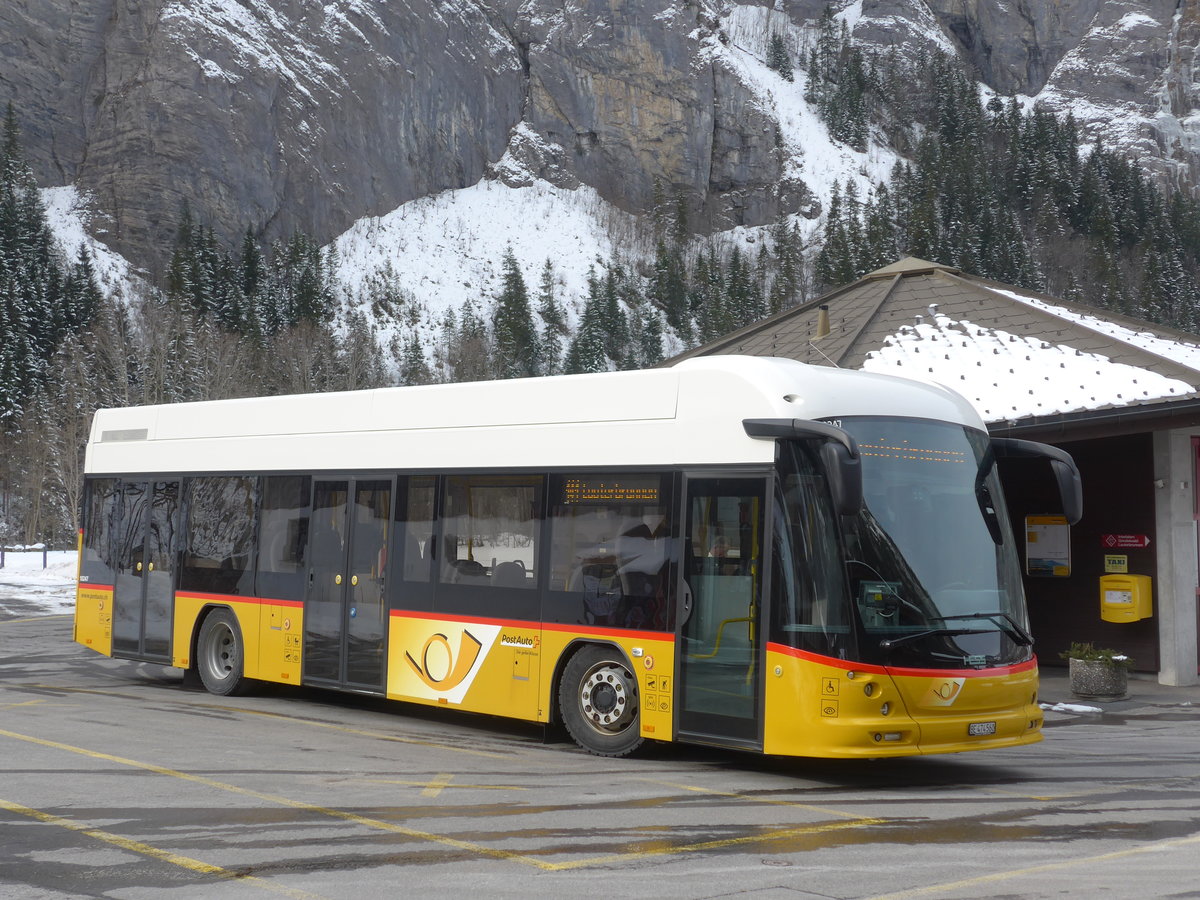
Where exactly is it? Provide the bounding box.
[195,608,250,696]
[558,645,643,757]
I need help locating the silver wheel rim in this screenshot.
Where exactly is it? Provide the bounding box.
[201,621,237,684]
[578,661,637,734]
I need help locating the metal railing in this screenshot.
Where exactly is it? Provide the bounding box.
[0,546,51,569]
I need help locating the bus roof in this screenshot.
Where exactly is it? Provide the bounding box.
[85,356,985,475]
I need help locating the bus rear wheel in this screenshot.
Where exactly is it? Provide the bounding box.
[559,646,643,757]
[196,608,249,696]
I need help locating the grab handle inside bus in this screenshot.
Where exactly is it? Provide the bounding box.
[743,418,862,515]
[992,437,1083,525]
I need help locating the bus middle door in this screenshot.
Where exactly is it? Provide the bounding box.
[675,474,767,749]
[305,478,391,692]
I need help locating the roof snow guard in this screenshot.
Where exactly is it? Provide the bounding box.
[671,257,1200,430]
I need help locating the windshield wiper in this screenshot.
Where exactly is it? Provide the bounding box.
[879,628,991,649]
[928,611,1033,646]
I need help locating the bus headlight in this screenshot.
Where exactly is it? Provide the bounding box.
[880,701,891,716]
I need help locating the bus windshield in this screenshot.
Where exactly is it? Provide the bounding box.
[837,417,1030,669]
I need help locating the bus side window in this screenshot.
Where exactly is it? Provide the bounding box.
[255,475,311,602]
[180,476,257,596]
[440,475,541,589]
[81,478,119,585]
[400,476,436,583]
[548,473,672,630]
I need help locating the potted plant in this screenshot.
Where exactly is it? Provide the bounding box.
[1060,642,1132,701]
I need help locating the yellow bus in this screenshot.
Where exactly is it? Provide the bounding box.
[74,356,1079,758]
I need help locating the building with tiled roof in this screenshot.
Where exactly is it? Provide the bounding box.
[673,258,1200,687]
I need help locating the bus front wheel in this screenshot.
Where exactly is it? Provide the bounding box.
[196,608,249,696]
[559,646,643,757]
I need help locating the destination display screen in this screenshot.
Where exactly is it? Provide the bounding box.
[858,442,968,466]
[561,476,660,505]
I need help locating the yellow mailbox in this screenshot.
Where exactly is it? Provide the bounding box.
[1099,574,1152,623]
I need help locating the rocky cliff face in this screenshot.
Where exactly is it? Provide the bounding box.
[2,0,1199,270]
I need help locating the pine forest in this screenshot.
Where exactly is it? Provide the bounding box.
[5,32,1200,545]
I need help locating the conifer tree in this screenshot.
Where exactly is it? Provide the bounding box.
[564,267,610,374]
[398,332,434,385]
[534,259,568,376]
[0,103,92,428]
[767,32,794,81]
[492,246,538,379]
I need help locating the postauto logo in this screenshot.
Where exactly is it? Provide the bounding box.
[401,622,501,702]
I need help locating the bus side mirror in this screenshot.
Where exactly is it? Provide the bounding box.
[820,440,863,516]
[993,437,1083,525]
[743,418,863,516]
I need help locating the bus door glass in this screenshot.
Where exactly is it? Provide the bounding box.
[112,479,179,662]
[677,475,766,746]
[305,478,391,690]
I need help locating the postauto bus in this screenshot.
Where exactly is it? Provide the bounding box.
[74,356,1080,758]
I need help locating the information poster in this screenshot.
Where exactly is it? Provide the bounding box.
[1025,514,1071,577]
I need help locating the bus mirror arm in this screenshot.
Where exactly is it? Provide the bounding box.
[992,438,1083,525]
[743,419,862,516]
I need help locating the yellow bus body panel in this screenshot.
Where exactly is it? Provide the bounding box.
[254,601,304,685]
[170,595,302,686]
[763,645,1043,758]
[540,626,676,741]
[386,613,675,740]
[73,584,113,656]
[387,614,543,721]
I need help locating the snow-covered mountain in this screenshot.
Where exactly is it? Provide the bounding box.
[13,0,1200,335]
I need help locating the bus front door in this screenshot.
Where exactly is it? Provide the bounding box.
[111,480,180,663]
[305,478,391,692]
[676,475,766,748]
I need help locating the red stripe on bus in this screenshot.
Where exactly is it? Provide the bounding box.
[390,609,672,644]
[175,592,303,608]
[765,642,1038,678]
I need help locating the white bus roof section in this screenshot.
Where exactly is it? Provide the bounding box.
[85,356,986,476]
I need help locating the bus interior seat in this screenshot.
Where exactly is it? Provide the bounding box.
[451,558,487,583]
[492,560,526,587]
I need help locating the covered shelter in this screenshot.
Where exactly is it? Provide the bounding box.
[672,257,1200,685]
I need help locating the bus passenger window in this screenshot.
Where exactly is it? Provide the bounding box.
[400,476,436,583]
[549,473,672,630]
[80,478,119,585]
[255,475,311,602]
[440,475,542,589]
[180,476,257,596]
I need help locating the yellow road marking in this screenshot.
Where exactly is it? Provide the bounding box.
[0,726,885,871]
[0,797,326,899]
[364,779,525,791]
[0,614,72,626]
[0,727,552,869]
[421,773,455,798]
[0,699,45,710]
[542,817,885,872]
[865,832,1200,900]
[640,777,875,821]
[221,706,513,760]
[17,685,515,760]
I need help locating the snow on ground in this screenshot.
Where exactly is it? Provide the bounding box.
[333,178,649,346]
[0,550,78,619]
[718,4,900,223]
[1040,702,1103,714]
[40,185,144,302]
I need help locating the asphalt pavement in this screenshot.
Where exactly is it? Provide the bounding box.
[2,614,1199,900]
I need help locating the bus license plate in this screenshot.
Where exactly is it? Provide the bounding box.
[968,721,997,736]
